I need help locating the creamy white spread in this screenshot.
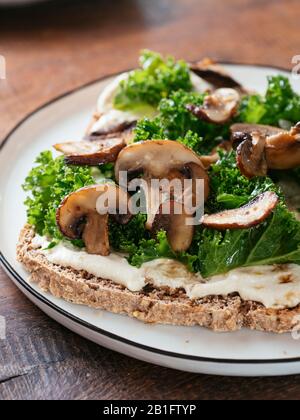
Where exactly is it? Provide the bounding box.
[91,72,156,135]
[97,72,129,114]
[32,236,300,309]
[32,238,145,292]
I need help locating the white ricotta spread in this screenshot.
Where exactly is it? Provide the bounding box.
[33,236,300,309]
[97,72,129,114]
[35,239,145,292]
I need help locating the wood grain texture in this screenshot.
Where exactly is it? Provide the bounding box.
[1,0,300,400]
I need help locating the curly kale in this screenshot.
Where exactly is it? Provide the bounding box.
[23,151,98,244]
[194,205,300,277]
[114,50,192,111]
[239,75,300,127]
[134,90,230,154]
[206,151,281,212]
[134,75,300,156]
[189,152,300,277]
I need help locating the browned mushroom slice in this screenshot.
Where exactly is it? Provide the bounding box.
[152,201,195,252]
[56,184,132,255]
[230,123,282,142]
[54,137,125,165]
[187,88,240,124]
[232,122,300,173]
[265,123,300,170]
[86,125,136,144]
[115,140,210,229]
[202,192,279,230]
[236,131,268,178]
[86,122,137,144]
[190,59,242,89]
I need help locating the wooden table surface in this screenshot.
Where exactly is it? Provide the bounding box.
[1,0,300,400]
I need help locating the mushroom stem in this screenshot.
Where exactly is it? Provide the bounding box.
[152,201,195,253]
[115,140,210,230]
[83,213,109,255]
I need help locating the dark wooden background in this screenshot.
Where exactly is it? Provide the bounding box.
[1,0,300,400]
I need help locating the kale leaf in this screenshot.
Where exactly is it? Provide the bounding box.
[134,90,230,154]
[206,151,281,212]
[191,152,300,277]
[23,151,97,244]
[239,76,300,127]
[114,50,192,111]
[195,205,300,277]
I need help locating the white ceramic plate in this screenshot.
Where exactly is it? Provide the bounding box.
[1,64,300,377]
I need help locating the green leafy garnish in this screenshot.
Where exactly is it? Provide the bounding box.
[206,151,280,212]
[190,152,300,277]
[134,90,229,154]
[196,205,300,277]
[239,75,300,127]
[23,151,96,242]
[114,50,192,111]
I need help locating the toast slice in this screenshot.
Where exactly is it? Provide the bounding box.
[17,224,300,333]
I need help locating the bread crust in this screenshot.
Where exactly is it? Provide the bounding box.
[16,225,300,333]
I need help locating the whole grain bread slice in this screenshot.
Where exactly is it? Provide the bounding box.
[16,224,300,333]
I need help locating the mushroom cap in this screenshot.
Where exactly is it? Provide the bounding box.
[230,123,282,141]
[54,137,126,166]
[187,88,240,125]
[266,125,300,170]
[236,131,268,178]
[115,140,210,229]
[190,59,242,89]
[231,123,300,172]
[202,192,279,230]
[152,200,195,253]
[56,184,132,255]
[115,139,208,183]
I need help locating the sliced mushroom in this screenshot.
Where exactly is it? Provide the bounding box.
[187,88,240,124]
[265,123,300,170]
[230,123,283,141]
[202,191,279,230]
[152,201,194,253]
[232,123,300,176]
[86,124,136,144]
[115,140,210,229]
[54,137,126,166]
[56,184,132,256]
[89,110,137,137]
[190,59,243,89]
[236,131,268,178]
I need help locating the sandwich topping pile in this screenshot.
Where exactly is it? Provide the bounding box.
[18,51,300,332]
